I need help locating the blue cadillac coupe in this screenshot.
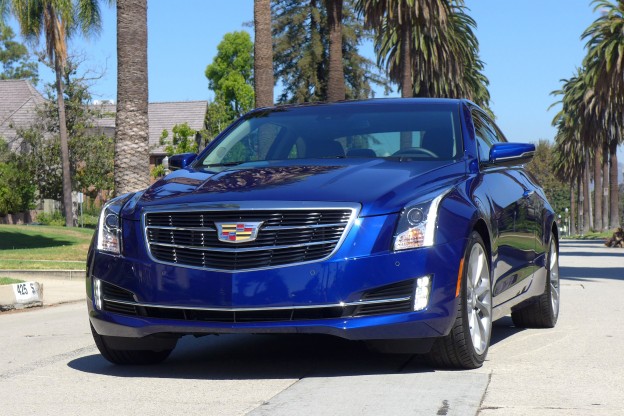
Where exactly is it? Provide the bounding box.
[88,98,560,369]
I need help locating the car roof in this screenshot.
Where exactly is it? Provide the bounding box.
[248,97,475,115]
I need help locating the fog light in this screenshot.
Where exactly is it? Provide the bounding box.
[414,276,431,311]
[93,278,103,310]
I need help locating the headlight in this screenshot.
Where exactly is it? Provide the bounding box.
[393,188,451,251]
[96,192,142,254]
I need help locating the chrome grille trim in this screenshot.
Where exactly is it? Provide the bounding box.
[148,239,341,253]
[102,296,411,312]
[142,201,360,272]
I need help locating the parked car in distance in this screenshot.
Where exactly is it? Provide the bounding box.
[88,98,559,369]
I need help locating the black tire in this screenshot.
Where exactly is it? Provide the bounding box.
[90,323,174,365]
[511,238,560,328]
[427,231,492,369]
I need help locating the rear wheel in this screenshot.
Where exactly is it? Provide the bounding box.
[428,231,492,369]
[511,238,560,328]
[90,323,175,365]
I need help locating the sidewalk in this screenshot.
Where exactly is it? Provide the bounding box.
[0,274,86,310]
[36,276,86,306]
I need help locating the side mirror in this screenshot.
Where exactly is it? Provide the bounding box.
[488,143,535,167]
[168,153,197,171]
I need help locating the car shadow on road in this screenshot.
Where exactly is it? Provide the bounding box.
[68,333,435,380]
[490,316,525,347]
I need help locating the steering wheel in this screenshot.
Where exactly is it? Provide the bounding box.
[391,147,438,158]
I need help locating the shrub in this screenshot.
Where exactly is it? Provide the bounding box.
[36,211,65,226]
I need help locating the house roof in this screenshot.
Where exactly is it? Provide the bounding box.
[148,101,207,153]
[92,100,207,154]
[0,80,45,149]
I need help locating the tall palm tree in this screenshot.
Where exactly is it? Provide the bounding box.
[552,74,589,234]
[583,0,624,229]
[358,0,489,109]
[115,0,149,195]
[357,0,449,149]
[254,0,274,108]
[9,0,106,227]
[325,0,346,101]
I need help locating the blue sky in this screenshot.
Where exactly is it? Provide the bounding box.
[24,1,600,143]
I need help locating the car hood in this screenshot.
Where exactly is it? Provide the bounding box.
[125,159,467,219]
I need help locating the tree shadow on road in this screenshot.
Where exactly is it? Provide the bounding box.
[560,266,624,282]
[68,333,435,380]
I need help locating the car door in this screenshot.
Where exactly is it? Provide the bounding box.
[472,111,537,307]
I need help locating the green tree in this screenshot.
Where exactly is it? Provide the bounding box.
[8,0,108,226]
[0,138,36,216]
[14,59,114,202]
[115,0,150,195]
[152,123,199,178]
[272,0,388,103]
[525,140,570,216]
[0,25,38,84]
[206,31,254,118]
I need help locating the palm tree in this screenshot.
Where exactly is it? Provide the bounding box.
[358,0,489,108]
[325,0,346,101]
[115,0,149,195]
[9,0,106,227]
[552,73,590,234]
[254,0,274,108]
[583,0,624,229]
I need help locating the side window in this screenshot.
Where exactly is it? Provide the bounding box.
[472,112,495,162]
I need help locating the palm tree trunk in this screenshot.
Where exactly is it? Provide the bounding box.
[602,141,609,230]
[115,0,150,195]
[400,23,412,98]
[608,139,620,228]
[254,0,274,108]
[570,180,577,235]
[582,162,590,234]
[54,56,74,227]
[325,0,345,102]
[400,23,412,149]
[594,145,603,231]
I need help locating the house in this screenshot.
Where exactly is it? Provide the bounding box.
[0,79,46,151]
[92,100,208,169]
[0,80,208,168]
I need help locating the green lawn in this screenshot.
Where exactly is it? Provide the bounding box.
[0,277,25,285]
[0,225,93,270]
[563,230,613,240]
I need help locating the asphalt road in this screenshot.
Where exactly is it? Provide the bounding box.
[0,240,622,416]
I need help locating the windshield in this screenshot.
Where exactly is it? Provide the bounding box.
[196,102,462,169]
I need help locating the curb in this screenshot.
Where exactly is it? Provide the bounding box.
[0,270,84,280]
[0,281,44,311]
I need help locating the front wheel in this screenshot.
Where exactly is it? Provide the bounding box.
[427,231,492,369]
[90,323,175,365]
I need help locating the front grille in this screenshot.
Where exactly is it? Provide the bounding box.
[144,208,355,271]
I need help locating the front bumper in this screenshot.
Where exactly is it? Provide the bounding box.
[87,214,468,342]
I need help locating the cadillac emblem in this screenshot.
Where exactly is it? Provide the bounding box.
[216,222,263,243]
